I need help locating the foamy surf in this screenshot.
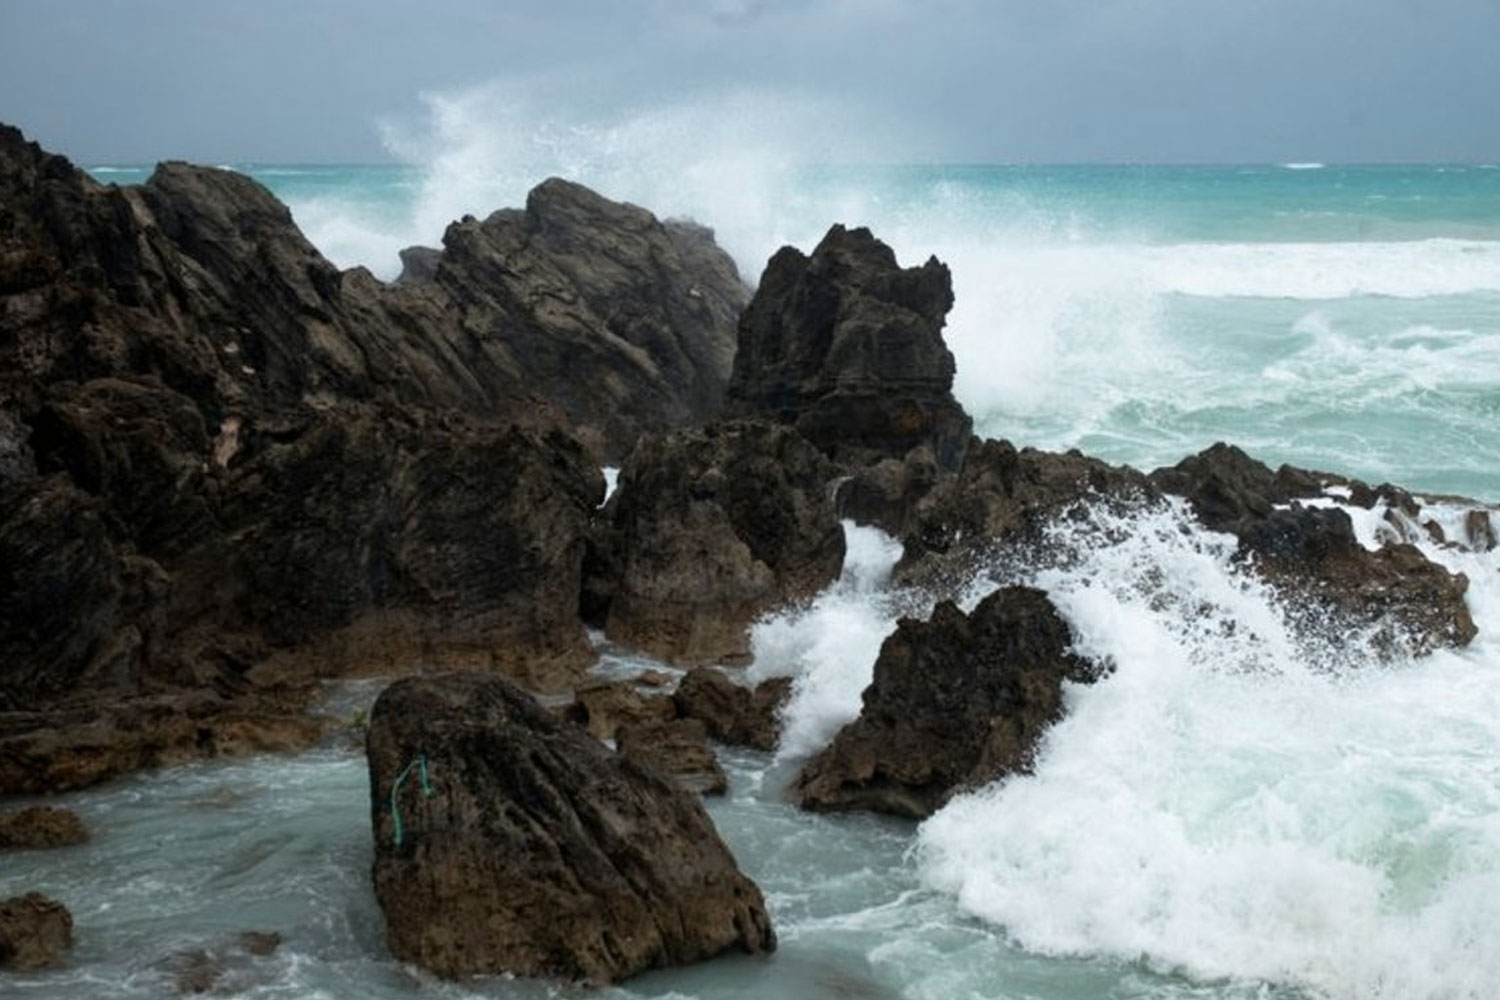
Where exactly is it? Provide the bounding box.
[915,497,1500,1000]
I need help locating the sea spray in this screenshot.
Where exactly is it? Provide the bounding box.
[916,497,1500,1000]
[747,520,912,761]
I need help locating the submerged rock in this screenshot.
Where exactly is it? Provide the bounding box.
[598,421,845,665]
[0,806,87,850]
[366,673,775,984]
[0,892,72,970]
[793,586,1098,819]
[728,225,971,477]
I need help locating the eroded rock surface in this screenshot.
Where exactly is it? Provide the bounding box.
[727,225,971,476]
[673,667,790,752]
[367,673,774,984]
[0,806,87,850]
[792,586,1097,819]
[0,892,72,970]
[1,126,746,789]
[1151,443,1476,653]
[598,421,845,665]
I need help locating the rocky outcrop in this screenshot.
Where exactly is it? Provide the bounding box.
[616,718,729,796]
[0,692,327,794]
[597,421,846,665]
[367,673,774,984]
[2,125,750,789]
[673,667,790,752]
[1151,443,1476,654]
[727,225,971,477]
[792,586,1098,819]
[895,438,1156,592]
[565,679,678,741]
[0,806,87,850]
[0,892,72,970]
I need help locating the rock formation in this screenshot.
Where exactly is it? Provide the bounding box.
[0,892,72,970]
[1151,443,1476,653]
[616,718,729,795]
[0,806,87,850]
[727,225,972,476]
[596,421,846,664]
[0,124,746,790]
[367,673,774,983]
[895,438,1156,590]
[673,667,790,752]
[793,586,1098,819]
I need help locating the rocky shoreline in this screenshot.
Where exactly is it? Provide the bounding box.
[1,123,1493,983]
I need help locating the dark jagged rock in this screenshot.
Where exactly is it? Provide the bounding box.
[616,718,729,796]
[394,245,441,284]
[0,892,72,970]
[896,438,1156,591]
[1151,443,1476,654]
[673,667,790,752]
[727,225,971,476]
[367,673,774,984]
[834,446,942,539]
[3,125,751,788]
[792,586,1097,819]
[0,806,87,850]
[597,421,846,665]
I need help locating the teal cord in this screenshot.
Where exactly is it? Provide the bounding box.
[389,753,434,848]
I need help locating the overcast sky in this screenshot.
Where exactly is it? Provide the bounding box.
[2,0,1498,164]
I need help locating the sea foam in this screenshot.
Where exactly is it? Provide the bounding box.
[916,498,1500,1000]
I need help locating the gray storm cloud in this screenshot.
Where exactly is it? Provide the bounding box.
[1,0,1496,163]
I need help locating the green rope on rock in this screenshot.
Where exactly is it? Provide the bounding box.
[389,752,433,849]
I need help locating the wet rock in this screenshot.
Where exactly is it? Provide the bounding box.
[162,930,282,994]
[0,692,328,794]
[0,806,87,850]
[728,225,971,475]
[0,892,72,970]
[793,586,1098,819]
[1465,509,1496,552]
[1152,443,1477,654]
[616,718,729,796]
[673,667,791,752]
[570,679,678,741]
[896,438,1155,592]
[599,421,845,665]
[367,673,775,984]
[834,446,941,538]
[0,124,744,789]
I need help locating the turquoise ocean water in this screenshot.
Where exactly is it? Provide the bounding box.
[4,160,1497,1000]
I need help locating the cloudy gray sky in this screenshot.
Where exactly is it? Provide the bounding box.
[3,0,1498,164]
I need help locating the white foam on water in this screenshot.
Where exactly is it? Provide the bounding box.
[916,498,1500,1000]
[1280,162,1327,170]
[746,520,911,762]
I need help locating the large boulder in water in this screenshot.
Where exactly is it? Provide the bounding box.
[597,421,846,665]
[366,673,775,984]
[727,225,972,476]
[1150,443,1476,654]
[0,892,72,970]
[792,586,1099,819]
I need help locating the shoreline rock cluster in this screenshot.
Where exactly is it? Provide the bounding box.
[2,123,1492,985]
